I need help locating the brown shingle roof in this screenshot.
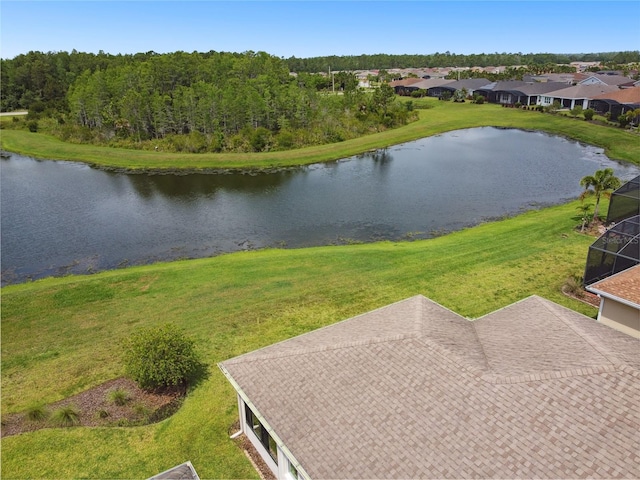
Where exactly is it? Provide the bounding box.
[220,295,640,479]
[591,86,640,105]
[588,264,640,306]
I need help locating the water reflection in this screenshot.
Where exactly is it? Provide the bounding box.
[125,168,298,200]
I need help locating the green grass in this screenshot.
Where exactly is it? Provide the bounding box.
[2,100,639,169]
[1,198,601,479]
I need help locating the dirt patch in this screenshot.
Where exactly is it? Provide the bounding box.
[1,377,184,438]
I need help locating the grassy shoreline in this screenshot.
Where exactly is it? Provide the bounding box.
[2,100,639,170]
[2,198,601,478]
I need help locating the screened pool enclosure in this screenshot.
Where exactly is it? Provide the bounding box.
[606,175,640,225]
[584,215,640,285]
[584,176,640,286]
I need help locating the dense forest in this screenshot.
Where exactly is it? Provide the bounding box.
[1,50,412,152]
[1,49,638,152]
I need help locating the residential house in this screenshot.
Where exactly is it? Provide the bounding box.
[524,73,576,84]
[389,77,424,94]
[219,295,640,479]
[590,86,640,120]
[538,84,620,109]
[475,80,528,104]
[430,78,492,98]
[396,78,455,96]
[477,81,573,106]
[586,265,640,338]
[578,73,636,88]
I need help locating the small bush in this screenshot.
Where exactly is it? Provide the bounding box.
[132,403,153,421]
[583,108,595,121]
[26,404,48,422]
[96,409,110,419]
[108,388,131,406]
[50,405,80,427]
[564,274,585,298]
[122,323,205,390]
[27,120,39,132]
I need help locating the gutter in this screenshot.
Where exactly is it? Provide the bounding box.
[584,286,640,310]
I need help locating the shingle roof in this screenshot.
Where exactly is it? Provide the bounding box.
[220,295,640,479]
[544,84,620,99]
[579,74,636,87]
[405,78,455,90]
[591,86,640,105]
[587,264,640,307]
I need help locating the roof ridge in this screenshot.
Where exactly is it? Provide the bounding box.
[222,333,419,364]
[533,296,623,366]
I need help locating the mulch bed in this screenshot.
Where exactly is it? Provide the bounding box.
[1,377,184,438]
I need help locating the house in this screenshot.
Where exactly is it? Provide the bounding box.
[475,80,529,104]
[578,73,636,88]
[219,295,640,479]
[474,80,571,105]
[590,86,640,120]
[430,78,492,98]
[538,84,620,110]
[586,265,640,338]
[393,78,455,96]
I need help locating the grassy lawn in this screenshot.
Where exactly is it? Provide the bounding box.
[1,199,600,479]
[2,100,639,169]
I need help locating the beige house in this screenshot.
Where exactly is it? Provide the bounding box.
[586,264,640,338]
[219,295,640,479]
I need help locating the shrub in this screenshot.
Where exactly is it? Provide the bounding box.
[563,274,585,298]
[26,404,48,422]
[51,405,80,427]
[583,108,595,121]
[96,409,110,419]
[27,120,38,132]
[473,95,485,104]
[122,324,205,390]
[108,388,131,406]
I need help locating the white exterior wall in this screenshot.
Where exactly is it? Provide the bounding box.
[238,395,279,477]
[237,395,309,480]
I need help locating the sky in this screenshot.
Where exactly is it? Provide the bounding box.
[1,1,639,60]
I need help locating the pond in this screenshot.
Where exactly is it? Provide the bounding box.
[2,127,638,285]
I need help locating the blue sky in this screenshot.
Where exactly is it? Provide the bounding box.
[1,1,639,60]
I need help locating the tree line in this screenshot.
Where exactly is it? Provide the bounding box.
[2,50,413,153]
[285,51,640,73]
[2,49,637,153]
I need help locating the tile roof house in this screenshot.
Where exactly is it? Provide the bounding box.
[586,265,640,338]
[219,295,640,479]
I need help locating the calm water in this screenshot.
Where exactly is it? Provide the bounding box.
[2,127,638,285]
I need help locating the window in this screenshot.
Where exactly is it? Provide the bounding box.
[244,404,278,464]
[288,461,299,480]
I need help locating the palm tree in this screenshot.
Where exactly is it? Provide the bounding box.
[579,168,621,222]
[576,203,593,232]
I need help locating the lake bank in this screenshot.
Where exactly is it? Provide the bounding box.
[2,100,639,171]
[0,198,600,478]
